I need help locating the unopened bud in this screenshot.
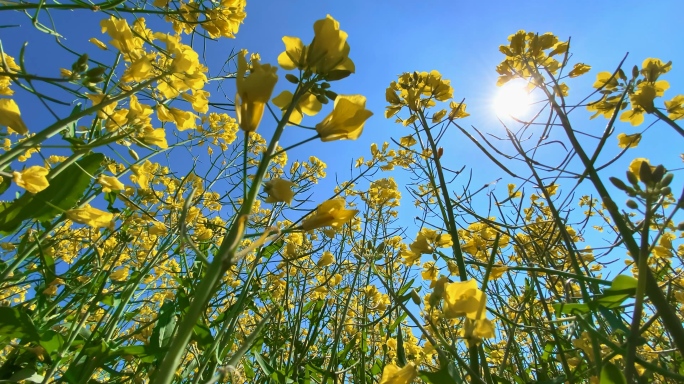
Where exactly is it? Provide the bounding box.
[128,148,139,161]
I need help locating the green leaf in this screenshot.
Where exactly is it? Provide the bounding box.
[0,306,40,342]
[420,361,461,384]
[552,302,590,316]
[39,330,64,357]
[255,353,275,376]
[0,153,105,233]
[0,174,10,195]
[150,301,177,351]
[597,275,637,308]
[541,341,554,362]
[598,306,631,336]
[600,362,627,384]
[8,367,44,383]
[191,320,214,350]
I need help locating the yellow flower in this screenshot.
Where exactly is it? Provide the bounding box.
[181,90,210,114]
[89,37,108,50]
[617,133,641,149]
[307,15,355,76]
[97,175,125,193]
[0,99,28,135]
[315,95,373,142]
[507,183,522,198]
[272,90,322,125]
[13,166,49,193]
[235,50,278,132]
[121,54,154,83]
[568,63,591,78]
[141,127,168,149]
[110,266,130,282]
[87,93,118,119]
[278,15,354,79]
[301,199,358,230]
[317,251,335,267]
[628,158,654,182]
[443,279,487,320]
[460,318,495,347]
[157,105,197,131]
[263,178,296,205]
[641,58,671,82]
[490,265,508,279]
[592,71,619,90]
[379,362,417,384]
[277,36,307,70]
[665,94,684,120]
[130,160,154,188]
[66,205,114,229]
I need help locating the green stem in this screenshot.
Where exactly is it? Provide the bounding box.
[624,195,652,383]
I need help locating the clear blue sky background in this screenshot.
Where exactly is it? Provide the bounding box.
[1,1,682,258]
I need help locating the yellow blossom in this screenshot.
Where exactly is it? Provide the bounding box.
[628,158,654,182]
[97,175,125,193]
[181,90,210,114]
[0,99,28,135]
[263,178,296,205]
[89,37,108,50]
[617,133,641,149]
[301,199,358,230]
[13,166,49,193]
[141,127,168,149]
[158,105,197,131]
[272,90,322,125]
[379,363,417,384]
[66,205,114,229]
[306,15,355,76]
[443,279,487,320]
[317,251,335,267]
[460,318,495,347]
[278,15,354,78]
[315,95,373,142]
[568,63,591,77]
[490,265,508,279]
[507,183,522,198]
[235,50,278,132]
[665,94,684,120]
[87,93,118,119]
[277,36,307,70]
[110,266,130,282]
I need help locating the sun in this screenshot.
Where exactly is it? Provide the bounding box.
[493,80,532,117]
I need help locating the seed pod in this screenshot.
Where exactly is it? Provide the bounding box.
[128,148,139,161]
